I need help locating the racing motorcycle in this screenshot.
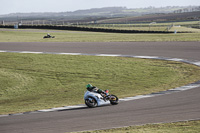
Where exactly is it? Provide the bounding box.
[43,35,55,39]
[84,89,118,108]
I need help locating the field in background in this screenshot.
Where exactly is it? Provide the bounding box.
[78,21,200,32]
[0,28,200,42]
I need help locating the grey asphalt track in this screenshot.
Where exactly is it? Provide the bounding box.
[0,42,200,133]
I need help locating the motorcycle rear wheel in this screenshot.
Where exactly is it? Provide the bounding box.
[85,97,97,108]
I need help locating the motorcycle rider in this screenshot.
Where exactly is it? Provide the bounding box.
[86,84,107,96]
[47,33,51,38]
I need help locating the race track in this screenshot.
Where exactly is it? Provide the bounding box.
[0,42,200,133]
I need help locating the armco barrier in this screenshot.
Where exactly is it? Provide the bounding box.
[0,25,190,34]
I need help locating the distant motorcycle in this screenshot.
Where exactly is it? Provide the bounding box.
[43,35,55,39]
[84,89,118,108]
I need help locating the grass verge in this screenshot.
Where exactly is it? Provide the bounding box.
[0,52,200,114]
[74,120,200,133]
[0,29,200,42]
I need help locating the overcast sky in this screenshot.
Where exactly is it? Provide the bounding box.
[1,0,200,15]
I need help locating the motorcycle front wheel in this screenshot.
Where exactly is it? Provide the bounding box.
[85,97,97,108]
[109,95,119,105]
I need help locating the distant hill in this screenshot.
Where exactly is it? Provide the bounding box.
[0,6,192,18]
[0,6,200,23]
[1,7,126,18]
[98,11,200,23]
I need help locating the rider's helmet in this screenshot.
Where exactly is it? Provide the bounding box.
[86,84,92,89]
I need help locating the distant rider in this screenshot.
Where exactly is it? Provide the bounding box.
[47,33,51,38]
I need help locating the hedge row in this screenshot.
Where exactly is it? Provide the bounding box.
[0,25,183,34]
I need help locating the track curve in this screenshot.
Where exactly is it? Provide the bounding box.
[0,42,200,133]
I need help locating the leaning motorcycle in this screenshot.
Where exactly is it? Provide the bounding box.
[43,35,55,39]
[84,90,118,108]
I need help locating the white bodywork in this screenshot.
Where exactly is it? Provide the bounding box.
[84,91,110,106]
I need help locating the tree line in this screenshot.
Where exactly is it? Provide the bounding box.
[174,6,200,13]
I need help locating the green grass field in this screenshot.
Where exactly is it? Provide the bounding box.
[75,120,200,133]
[0,52,200,114]
[0,28,200,42]
[77,21,200,32]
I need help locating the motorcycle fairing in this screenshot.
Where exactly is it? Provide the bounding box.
[84,91,110,106]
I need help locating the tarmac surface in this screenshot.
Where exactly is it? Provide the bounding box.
[0,42,200,133]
